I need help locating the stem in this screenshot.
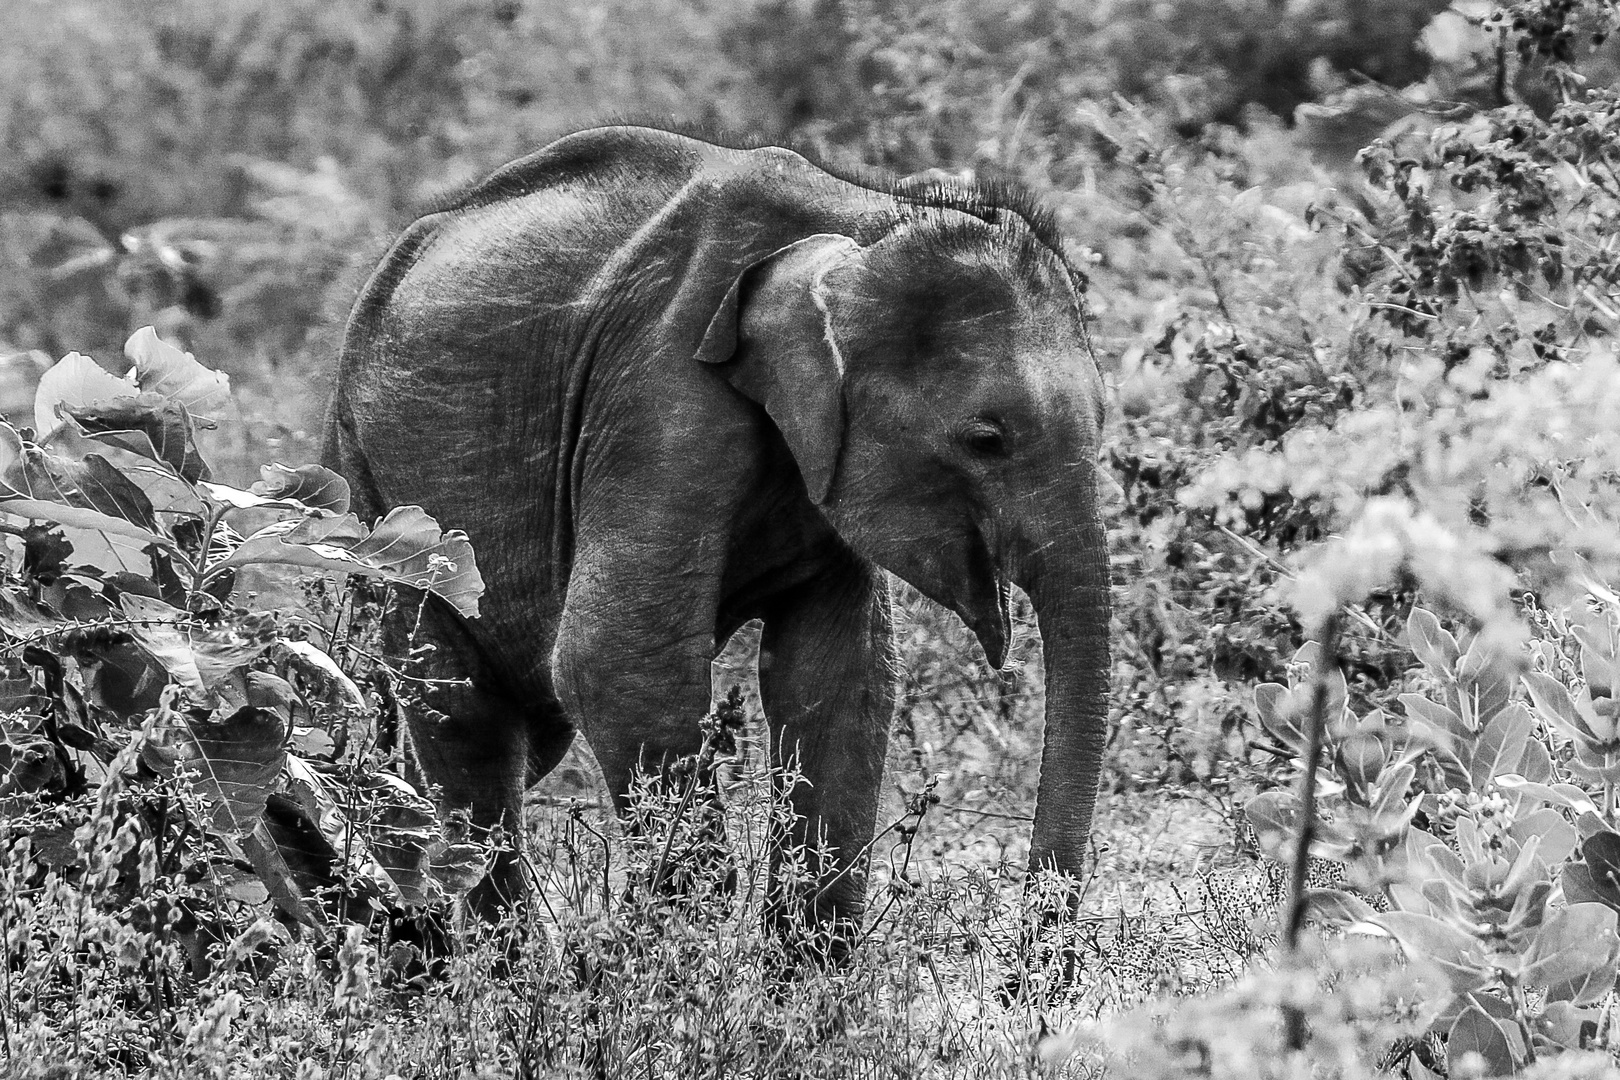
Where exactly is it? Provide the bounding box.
[1284,611,1342,1050]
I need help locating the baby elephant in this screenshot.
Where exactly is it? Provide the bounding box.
[324,124,1110,931]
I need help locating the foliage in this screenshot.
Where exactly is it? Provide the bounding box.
[18,0,1620,1077]
[0,329,493,1051]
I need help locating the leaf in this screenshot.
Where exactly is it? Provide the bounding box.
[1495,774,1599,815]
[124,326,230,427]
[241,818,327,929]
[1507,808,1578,867]
[1254,681,1305,750]
[1400,693,1469,741]
[1458,633,1516,727]
[1524,671,1596,745]
[1579,832,1620,902]
[1469,702,1531,791]
[68,393,209,482]
[197,481,319,512]
[159,704,288,838]
[1300,888,1377,927]
[1244,790,1302,861]
[1539,1001,1600,1050]
[120,594,203,696]
[33,351,133,440]
[1574,623,1620,699]
[1545,938,1620,1006]
[0,589,66,638]
[1376,910,1492,995]
[117,595,278,696]
[282,755,402,902]
[1522,903,1619,988]
[1407,607,1459,675]
[1516,737,1555,784]
[347,771,444,908]
[282,640,365,710]
[1448,1003,1520,1077]
[0,730,64,796]
[0,424,167,546]
[209,506,484,618]
[1561,862,1613,910]
[1336,730,1389,795]
[250,464,350,515]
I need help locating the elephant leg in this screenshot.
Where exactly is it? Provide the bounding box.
[549,549,720,810]
[758,557,896,940]
[384,590,533,914]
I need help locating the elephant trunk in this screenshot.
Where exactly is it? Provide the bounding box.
[1016,491,1111,880]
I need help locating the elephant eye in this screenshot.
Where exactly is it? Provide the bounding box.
[958,418,1009,457]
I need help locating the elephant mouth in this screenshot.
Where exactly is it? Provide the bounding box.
[965,572,1013,672]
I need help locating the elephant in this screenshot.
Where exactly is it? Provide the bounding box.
[322,124,1110,933]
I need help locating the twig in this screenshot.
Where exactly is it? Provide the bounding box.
[1283,611,1341,1050]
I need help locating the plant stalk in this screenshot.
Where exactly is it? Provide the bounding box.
[1284,611,1341,1050]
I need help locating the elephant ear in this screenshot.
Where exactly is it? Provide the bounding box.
[696,233,861,504]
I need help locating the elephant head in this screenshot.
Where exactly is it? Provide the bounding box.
[697,212,1110,881]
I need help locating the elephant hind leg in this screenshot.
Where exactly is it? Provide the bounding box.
[384,590,534,915]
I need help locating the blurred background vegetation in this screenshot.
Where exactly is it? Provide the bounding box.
[1,0,1570,417]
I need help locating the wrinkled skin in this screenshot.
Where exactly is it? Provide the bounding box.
[324,126,1110,929]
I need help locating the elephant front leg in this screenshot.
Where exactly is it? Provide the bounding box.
[758,557,897,944]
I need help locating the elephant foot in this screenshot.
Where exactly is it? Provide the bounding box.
[997,873,1090,1006]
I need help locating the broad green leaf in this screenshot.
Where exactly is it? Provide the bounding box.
[1448,1003,1521,1077]
[1522,903,1619,988]
[250,464,350,515]
[1561,862,1616,911]
[283,754,401,902]
[1507,808,1577,867]
[124,326,230,427]
[0,590,65,638]
[1243,790,1301,861]
[1288,641,1348,717]
[241,818,326,929]
[0,423,167,546]
[1495,774,1599,815]
[1579,832,1620,898]
[1539,1001,1601,1049]
[209,506,483,618]
[33,351,132,440]
[1545,938,1620,1006]
[160,703,287,837]
[0,729,63,796]
[1516,737,1555,784]
[1370,762,1417,818]
[1400,693,1468,741]
[343,769,444,909]
[1493,832,1546,903]
[1300,888,1377,927]
[118,594,276,695]
[1407,607,1459,675]
[1458,633,1516,726]
[282,640,364,710]
[1376,910,1492,995]
[68,393,209,482]
[1336,730,1389,796]
[1254,681,1305,750]
[42,425,205,517]
[1574,623,1620,699]
[1469,702,1531,791]
[1524,671,1602,746]
[1570,741,1620,784]
[120,594,203,695]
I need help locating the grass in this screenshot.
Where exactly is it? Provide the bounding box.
[0,585,1259,1080]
